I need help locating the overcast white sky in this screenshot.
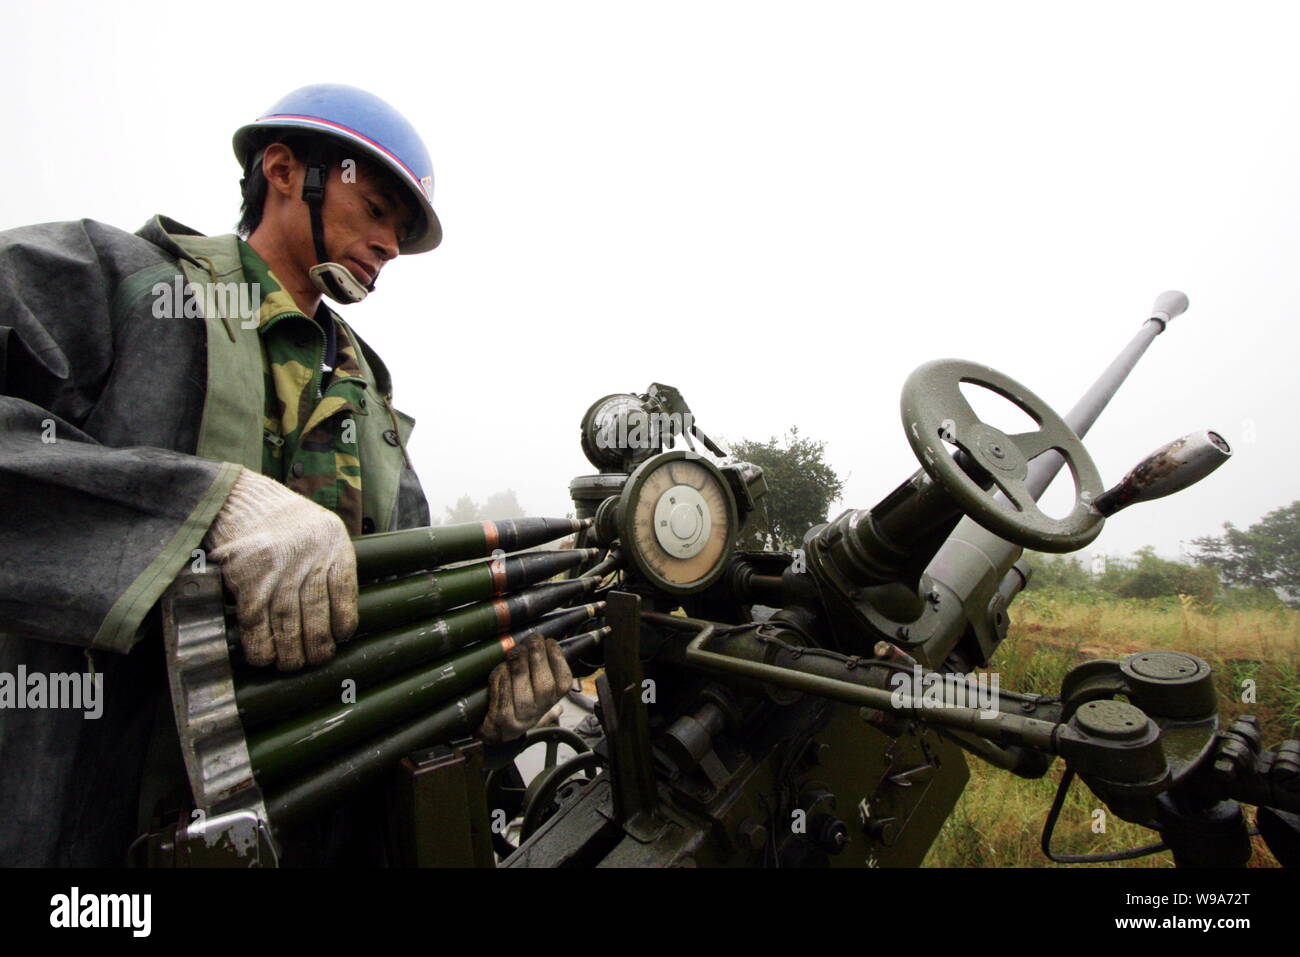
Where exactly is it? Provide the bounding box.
[4,1,1298,561]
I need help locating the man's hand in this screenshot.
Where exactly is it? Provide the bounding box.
[480,636,574,743]
[203,466,358,671]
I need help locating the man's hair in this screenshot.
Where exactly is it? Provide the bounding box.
[236,134,407,238]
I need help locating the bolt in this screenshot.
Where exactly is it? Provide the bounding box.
[804,741,830,765]
[896,626,910,640]
[738,818,768,851]
[867,817,900,846]
[926,589,942,605]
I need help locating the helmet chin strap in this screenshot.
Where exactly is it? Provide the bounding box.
[308,261,370,304]
[301,145,376,305]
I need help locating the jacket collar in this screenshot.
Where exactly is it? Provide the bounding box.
[135,214,209,266]
[136,215,301,333]
[134,214,396,397]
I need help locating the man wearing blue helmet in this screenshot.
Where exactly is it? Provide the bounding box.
[233,83,444,301]
[0,84,569,865]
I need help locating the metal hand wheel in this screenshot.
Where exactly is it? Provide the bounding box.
[900,359,1104,552]
[483,726,601,857]
[519,751,605,841]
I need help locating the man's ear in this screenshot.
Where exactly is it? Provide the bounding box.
[261,142,301,200]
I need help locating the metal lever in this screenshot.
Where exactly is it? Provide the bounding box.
[1092,430,1232,517]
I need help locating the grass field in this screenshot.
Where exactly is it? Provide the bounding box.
[923,592,1300,868]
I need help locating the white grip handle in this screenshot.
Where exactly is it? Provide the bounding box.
[1151,290,1189,324]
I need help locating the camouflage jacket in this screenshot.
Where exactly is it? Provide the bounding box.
[244,238,405,535]
[0,216,430,865]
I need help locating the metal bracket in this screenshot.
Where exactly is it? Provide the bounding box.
[596,590,667,842]
[136,808,278,867]
[396,739,496,867]
[160,566,274,854]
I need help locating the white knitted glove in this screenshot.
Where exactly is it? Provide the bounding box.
[203,467,358,671]
[480,636,574,743]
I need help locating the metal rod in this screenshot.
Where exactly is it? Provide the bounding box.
[655,612,1058,751]
[933,726,1023,771]
[579,549,622,581]
[1026,317,1166,499]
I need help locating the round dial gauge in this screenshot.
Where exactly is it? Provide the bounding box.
[580,393,661,470]
[619,452,737,594]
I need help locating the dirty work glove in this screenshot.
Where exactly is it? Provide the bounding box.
[480,636,574,743]
[203,466,358,671]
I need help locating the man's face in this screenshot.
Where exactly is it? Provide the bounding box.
[259,142,418,292]
[317,159,417,289]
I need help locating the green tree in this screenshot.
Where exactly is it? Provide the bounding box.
[444,494,482,524]
[442,490,528,525]
[730,427,845,550]
[1022,552,1094,591]
[1095,554,1134,595]
[1116,546,1218,604]
[482,489,526,521]
[1191,501,1300,603]
[1024,548,1221,604]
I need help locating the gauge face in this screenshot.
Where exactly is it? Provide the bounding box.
[581,394,659,470]
[621,454,736,593]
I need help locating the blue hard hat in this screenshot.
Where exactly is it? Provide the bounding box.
[233,84,442,253]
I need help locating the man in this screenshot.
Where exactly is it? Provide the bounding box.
[0,84,570,865]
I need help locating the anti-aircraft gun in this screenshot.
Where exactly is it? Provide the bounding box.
[506,290,1298,868]
[148,292,1300,867]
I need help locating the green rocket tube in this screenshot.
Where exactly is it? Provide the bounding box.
[356,548,599,635]
[247,607,606,785]
[235,578,600,728]
[353,517,591,581]
[264,627,609,828]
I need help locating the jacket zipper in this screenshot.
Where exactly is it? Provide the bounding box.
[268,311,364,403]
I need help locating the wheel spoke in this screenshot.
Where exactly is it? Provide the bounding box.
[903,359,1105,551]
[937,386,981,448]
[1008,429,1061,462]
[993,474,1036,514]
